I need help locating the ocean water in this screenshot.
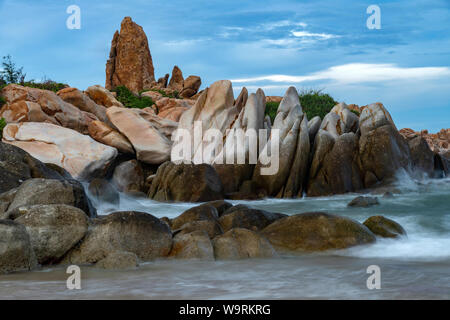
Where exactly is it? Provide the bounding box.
[0,174,449,299]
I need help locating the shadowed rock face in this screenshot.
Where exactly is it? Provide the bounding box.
[0,142,67,194]
[148,162,224,202]
[106,17,155,93]
[62,211,172,264]
[261,212,376,252]
[0,220,37,274]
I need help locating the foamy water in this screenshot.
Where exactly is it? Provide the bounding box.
[1,175,449,299]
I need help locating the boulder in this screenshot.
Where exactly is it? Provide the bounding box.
[307,132,363,196]
[406,136,435,176]
[95,251,139,269]
[204,200,233,217]
[15,204,89,264]
[63,211,172,264]
[219,205,286,232]
[0,101,59,124]
[0,188,17,217]
[112,159,144,193]
[141,90,163,102]
[88,120,134,154]
[169,230,214,260]
[155,97,190,122]
[105,17,155,93]
[0,141,67,194]
[168,66,184,92]
[261,212,376,252]
[2,122,118,180]
[213,228,276,260]
[180,75,201,98]
[56,87,109,123]
[347,196,379,207]
[0,220,37,273]
[4,178,96,218]
[148,162,224,202]
[253,86,309,198]
[157,74,169,88]
[1,84,96,134]
[363,216,406,238]
[171,204,219,230]
[106,106,172,164]
[329,102,359,134]
[85,85,124,108]
[173,220,223,239]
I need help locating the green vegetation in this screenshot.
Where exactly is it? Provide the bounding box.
[350,109,360,117]
[0,96,5,107]
[265,101,280,123]
[264,89,338,123]
[1,55,26,84]
[0,118,6,139]
[21,80,68,92]
[113,85,154,109]
[299,89,337,120]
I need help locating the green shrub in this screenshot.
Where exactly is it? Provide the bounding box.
[0,117,6,139]
[265,101,280,123]
[1,55,26,84]
[0,96,5,107]
[299,89,337,120]
[350,109,360,117]
[22,80,68,92]
[146,88,179,99]
[113,86,154,109]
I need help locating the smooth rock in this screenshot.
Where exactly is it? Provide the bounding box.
[169,231,214,260]
[95,251,139,269]
[363,215,407,238]
[112,159,144,193]
[85,85,124,108]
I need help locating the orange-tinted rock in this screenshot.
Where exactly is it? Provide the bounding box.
[168,66,184,92]
[85,85,124,108]
[155,97,190,122]
[88,120,134,154]
[180,75,201,98]
[0,101,58,125]
[105,17,155,93]
[265,96,282,103]
[1,84,96,134]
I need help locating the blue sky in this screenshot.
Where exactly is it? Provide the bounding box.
[0,0,449,131]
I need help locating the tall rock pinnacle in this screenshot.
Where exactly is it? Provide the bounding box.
[105,17,155,93]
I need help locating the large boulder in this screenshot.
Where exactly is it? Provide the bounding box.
[0,101,59,125]
[213,228,276,260]
[363,216,406,238]
[15,204,89,264]
[253,87,310,198]
[106,106,172,164]
[173,220,223,239]
[0,141,67,194]
[105,17,155,93]
[169,230,214,260]
[2,122,118,180]
[219,205,286,232]
[3,178,96,218]
[85,85,124,108]
[0,220,37,273]
[171,204,219,230]
[261,212,376,252]
[88,120,134,154]
[359,103,411,187]
[307,132,363,196]
[56,87,109,124]
[1,84,96,134]
[180,75,201,98]
[148,162,224,202]
[63,211,172,264]
[347,196,379,208]
[112,159,144,193]
[406,136,435,176]
[307,116,321,143]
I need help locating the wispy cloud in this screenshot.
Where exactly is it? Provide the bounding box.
[231,63,450,85]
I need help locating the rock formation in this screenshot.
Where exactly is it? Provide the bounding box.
[105,17,155,93]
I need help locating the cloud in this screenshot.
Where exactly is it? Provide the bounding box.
[231,63,450,85]
[291,31,339,40]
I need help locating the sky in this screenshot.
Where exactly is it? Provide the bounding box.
[0,0,449,131]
